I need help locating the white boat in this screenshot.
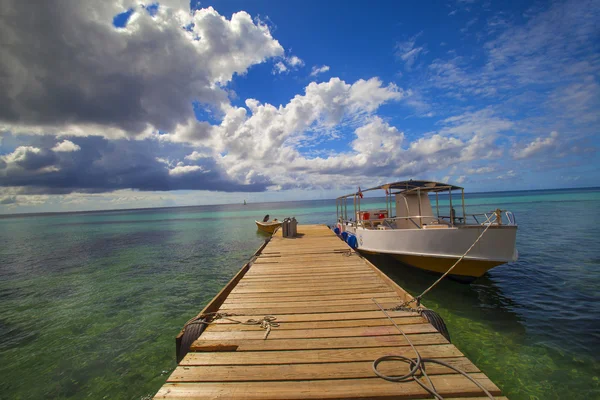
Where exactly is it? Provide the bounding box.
[334,180,518,280]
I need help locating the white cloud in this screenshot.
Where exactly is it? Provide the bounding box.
[168,165,204,176]
[273,55,305,74]
[440,108,513,138]
[0,2,284,139]
[184,150,212,161]
[497,170,517,180]
[212,77,404,164]
[512,131,559,159]
[466,166,496,174]
[52,140,81,152]
[273,61,288,74]
[2,146,41,164]
[310,65,330,76]
[396,33,426,70]
[286,55,304,67]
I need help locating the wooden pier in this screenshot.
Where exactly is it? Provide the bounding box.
[156,224,506,399]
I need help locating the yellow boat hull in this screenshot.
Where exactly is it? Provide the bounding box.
[390,254,504,279]
[255,220,282,234]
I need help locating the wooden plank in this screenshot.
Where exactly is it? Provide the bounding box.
[206,316,426,331]
[247,266,367,274]
[181,345,463,365]
[220,297,401,309]
[216,302,402,314]
[230,285,392,295]
[223,293,399,304]
[191,333,449,352]
[234,280,388,289]
[226,291,399,301]
[234,276,384,286]
[245,269,368,279]
[209,310,418,323]
[233,282,386,291]
[199,324,439,341]
[240,273,380,282]
[229,287,397,297]
[156,375,501,399]
[169,357,480,382]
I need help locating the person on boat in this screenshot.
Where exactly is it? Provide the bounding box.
[263,214,270,222]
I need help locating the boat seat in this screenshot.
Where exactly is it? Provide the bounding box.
[422,224,450,229]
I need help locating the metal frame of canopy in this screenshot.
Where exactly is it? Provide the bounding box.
[335,180,467,229]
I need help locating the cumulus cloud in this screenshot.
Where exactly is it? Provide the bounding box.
[512,131,559,159]
[52,140,81,152]
[310,65,330,76]
[184,149,213,161]
[273,61,288,74]
[168,165,204,176]
[287,56,304,68]
[0,135,270,194]
[273,55,305,74]
[0,1,284,138]
[211,77,405,166]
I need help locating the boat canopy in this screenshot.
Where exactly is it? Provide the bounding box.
[337,180,463,199]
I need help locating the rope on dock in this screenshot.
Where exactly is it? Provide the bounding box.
[371,299,495,400]
[182,312,279,340]
[388,216,495,311]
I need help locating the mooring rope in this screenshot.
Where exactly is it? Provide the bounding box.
[388,215,496,311]
[343,248,355,257]
[182,312,279,339]
[371,299,495,399]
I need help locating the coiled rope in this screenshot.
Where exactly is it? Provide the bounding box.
[389,215,496,311]
[371,299,495,399]
[183,312,279,339]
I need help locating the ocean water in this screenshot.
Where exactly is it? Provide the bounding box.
[0,188,599,399]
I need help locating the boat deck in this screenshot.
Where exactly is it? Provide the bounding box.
[155,224,506,399]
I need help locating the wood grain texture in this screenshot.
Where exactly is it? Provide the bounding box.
[156,224,504,400]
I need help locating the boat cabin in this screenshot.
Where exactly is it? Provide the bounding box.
[336,180,511,231]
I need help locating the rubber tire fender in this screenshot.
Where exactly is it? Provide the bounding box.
[177,320,207,363]
[420,309,451,343]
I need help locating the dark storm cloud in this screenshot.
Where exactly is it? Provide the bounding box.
[0,0,282,135]
[15,149,57,171]
[0,135,271,193]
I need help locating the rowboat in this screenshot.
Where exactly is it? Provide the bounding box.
[334,180,518,281]
[255,220,282,234]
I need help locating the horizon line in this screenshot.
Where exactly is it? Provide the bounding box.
[1,185,599,218]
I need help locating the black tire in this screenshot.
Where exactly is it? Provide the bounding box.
[177,320,207,363]
[420,309,451,343]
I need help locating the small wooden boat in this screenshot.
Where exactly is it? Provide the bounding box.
[255,220,282,234]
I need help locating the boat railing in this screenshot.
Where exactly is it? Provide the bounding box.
[344,215,440,230]
[341,210,516,230]
[466,210,517,226]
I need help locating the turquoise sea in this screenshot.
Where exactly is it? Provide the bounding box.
[1,188,599,399]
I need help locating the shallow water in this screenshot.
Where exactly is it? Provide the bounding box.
[1,188,599,399]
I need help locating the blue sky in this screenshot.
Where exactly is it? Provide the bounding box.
[0,0,598,213]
